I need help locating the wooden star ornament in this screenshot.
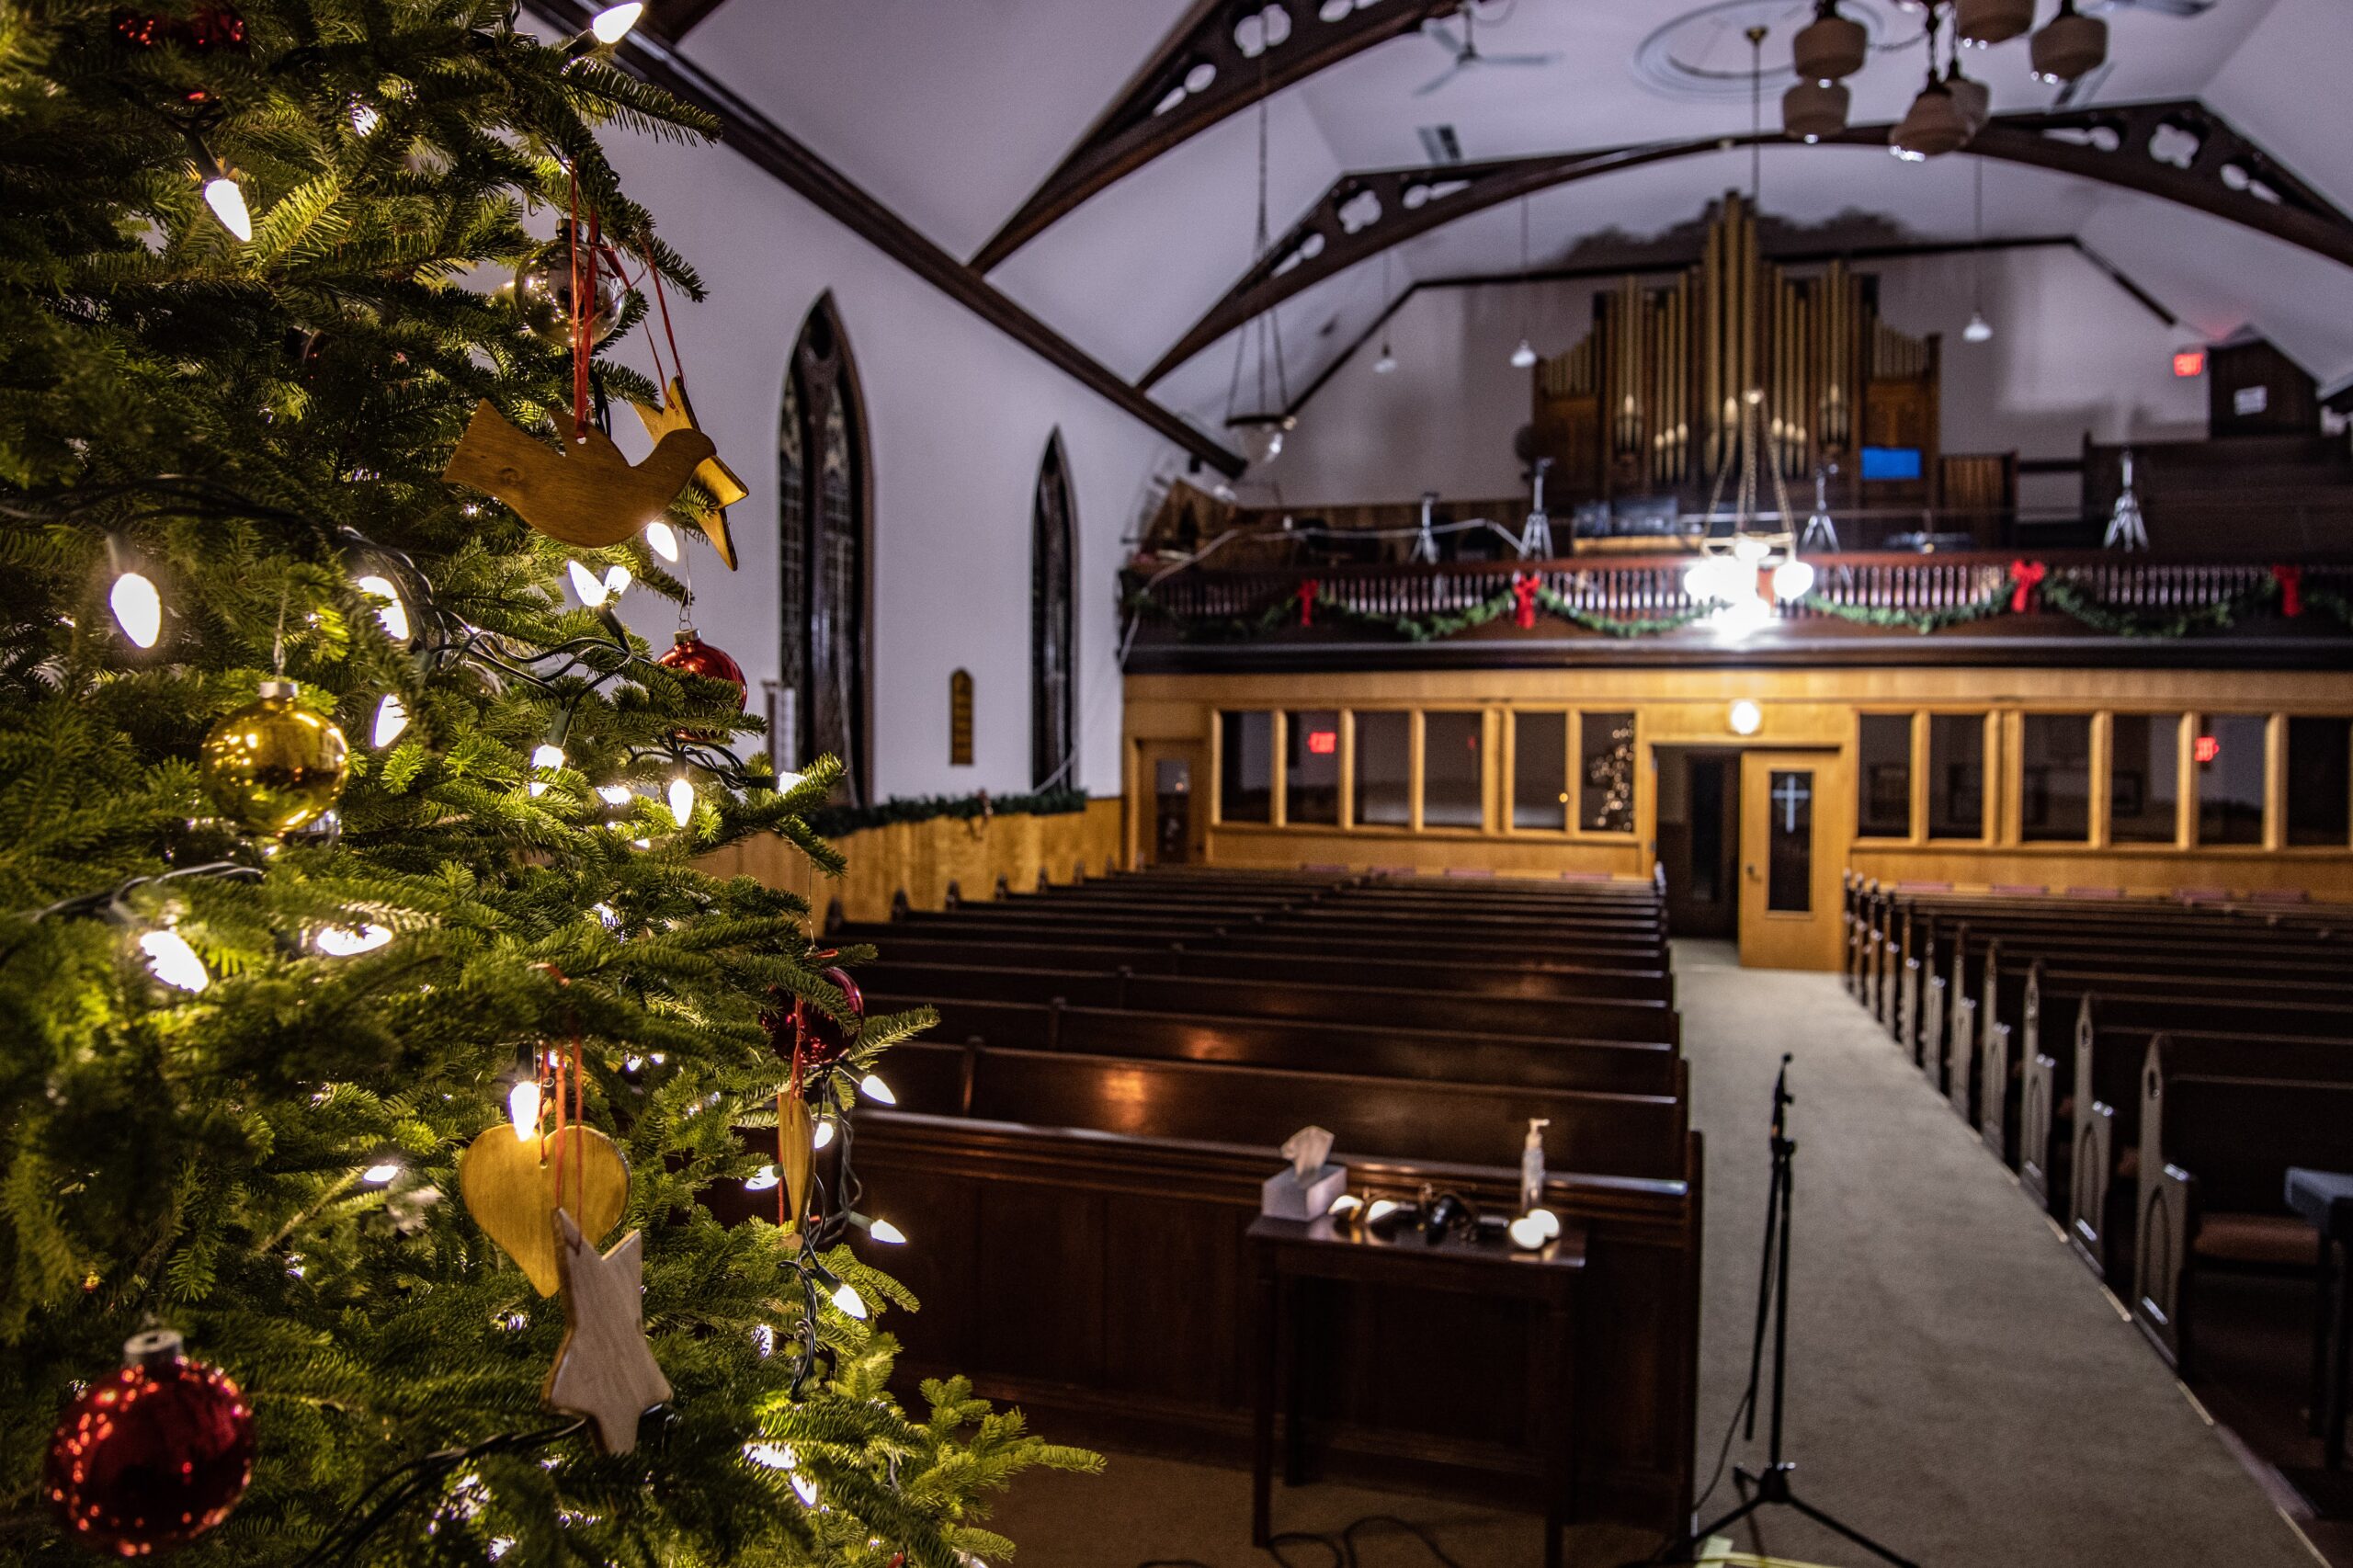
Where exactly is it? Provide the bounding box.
[543,1210,673,1454]
[631,376,745,571]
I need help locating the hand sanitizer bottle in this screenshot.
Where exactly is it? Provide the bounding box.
[1519,1118,1551,1215]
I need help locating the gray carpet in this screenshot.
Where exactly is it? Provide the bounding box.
[981,942,2324,1568]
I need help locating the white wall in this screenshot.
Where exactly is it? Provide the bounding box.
[585,124,1178,803]
[1263,244,2209,512]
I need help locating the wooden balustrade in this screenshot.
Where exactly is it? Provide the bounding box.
[1129,551,2350,648]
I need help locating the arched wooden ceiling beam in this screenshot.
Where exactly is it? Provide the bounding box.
[643,0,731,42]
[969,0,1463,275]
[1140,98,2353,392]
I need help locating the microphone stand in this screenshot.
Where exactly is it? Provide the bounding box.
[1648,1056,1915,1568]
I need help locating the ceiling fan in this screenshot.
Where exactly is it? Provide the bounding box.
[1415,5,1560,97]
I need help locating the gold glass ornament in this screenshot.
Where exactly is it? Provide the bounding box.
[503,231,620,348]
[200,679,350,835]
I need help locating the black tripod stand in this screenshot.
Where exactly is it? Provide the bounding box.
[1650,1056,1915,1568]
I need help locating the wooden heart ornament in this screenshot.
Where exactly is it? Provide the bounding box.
[459,1123,630,1296]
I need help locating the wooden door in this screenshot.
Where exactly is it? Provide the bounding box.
[1138,742,1206,867]
[1739,750,1847,971]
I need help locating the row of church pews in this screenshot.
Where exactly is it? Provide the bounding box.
[1841,876,2353,1382]
[796,868,1701,1536]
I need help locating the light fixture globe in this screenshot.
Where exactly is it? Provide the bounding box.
[1509,338,1539,369]
[1224,414,1295,467]
[1963,310,1994,343]
[1890,80,1969,161]
[1946,69,1990,138]
[2030,1,2107,84]
[1782,79,1849,142]
[1956,0,2034,46]
[1791,4,1867,84]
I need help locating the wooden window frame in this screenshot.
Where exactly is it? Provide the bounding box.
[1922,708,1997,846]
[1503,709,1574,837]
[1853,709,1922,846]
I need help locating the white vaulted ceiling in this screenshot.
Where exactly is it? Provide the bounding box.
[668,0,2353,429]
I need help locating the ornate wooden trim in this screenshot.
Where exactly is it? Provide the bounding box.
[969,0,1464,274]
[1142,99,2353,392]
[529,0,1245,476]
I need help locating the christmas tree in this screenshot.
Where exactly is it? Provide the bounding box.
[0,3,1089,1562]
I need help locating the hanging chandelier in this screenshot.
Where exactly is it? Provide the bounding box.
[1222,96,1294,468]
[1682,390,1814,638]
[1782,0,2109,153]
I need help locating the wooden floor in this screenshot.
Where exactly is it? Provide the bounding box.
[985,941,2328,1568]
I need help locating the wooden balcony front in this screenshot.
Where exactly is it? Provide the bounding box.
[1120,551,2353,673]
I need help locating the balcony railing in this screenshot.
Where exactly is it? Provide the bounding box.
[1120,551,2353,665]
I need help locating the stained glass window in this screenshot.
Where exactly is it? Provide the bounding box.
[1032,437,1074,789]
[779,298,869,802]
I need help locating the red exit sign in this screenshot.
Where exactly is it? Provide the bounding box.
[2173,348,2206,378]
[2194,734,2222,763]
[1305,729,1337,756]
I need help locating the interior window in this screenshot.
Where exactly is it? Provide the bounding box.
[1352,711,1411,827]
[1512,712,1569,831]
[1219,711,1272,824]
[2109,714,2181,844]
[2195,714,2267,846]
[1285,710,1341,826]
[1857,714,1913,838]
[1579,711,1636,834]
[1927,714,1986,839]
[2019,714,2093,843]
[1422,711,1484,829]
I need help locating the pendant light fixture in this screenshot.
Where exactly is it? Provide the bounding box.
[1507,196,1537,369]
[2030,0,2107,84]
[1222,94,1295,467]
[1782,79,1849,142]
[1962,159,1994,343]
[1791,0,1867,83]
[1891,11,1967,162]
[1372,249,1398,374]
[1956,0,2034,47]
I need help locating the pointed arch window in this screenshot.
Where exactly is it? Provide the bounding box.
[1031,434,1075,790]
[778,295,870,803]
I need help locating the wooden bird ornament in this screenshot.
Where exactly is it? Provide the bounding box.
[631,376,745,570]
[442,400,714,551]
[543,1210,673,1455]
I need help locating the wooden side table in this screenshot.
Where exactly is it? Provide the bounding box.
[1247,1212,1589,1568]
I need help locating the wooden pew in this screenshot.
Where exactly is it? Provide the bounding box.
[860,961,1678,1044]
[847,936,1675,1003]
[876,1039,1688,1179]
[2131,1034,2353,1372]
[872,994,1681,1096]
[2052,993,2353,1280]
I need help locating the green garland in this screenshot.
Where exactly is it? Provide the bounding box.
[805,787,1089,838]
[1798,581,2013,633]
[1129,565,2347,647]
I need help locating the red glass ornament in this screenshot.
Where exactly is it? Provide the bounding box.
[656,630,745,710]
[47,1331,255,1557]
[794,967,865,1070]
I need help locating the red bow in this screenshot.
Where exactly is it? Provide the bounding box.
[1296,578,1320,628]
[1511,573,1540,630]
[2274,563,2303,618]
[2008,559,2048,614]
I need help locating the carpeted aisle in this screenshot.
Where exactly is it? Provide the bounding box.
[983,942,2323,1568]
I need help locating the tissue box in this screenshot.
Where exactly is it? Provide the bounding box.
[1261,1163,1347,1221]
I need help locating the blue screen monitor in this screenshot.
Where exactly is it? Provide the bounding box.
[1860,446,1924,482]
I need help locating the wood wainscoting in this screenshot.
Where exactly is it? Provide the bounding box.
[697,798,1122,925]
[1124,666,2353,965]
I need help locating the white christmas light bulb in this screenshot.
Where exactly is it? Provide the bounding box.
[316,923,392,957]
[744,1165,780,1191]
[508,1081,543,1142]
[590,2,644,42]
[360,1163,400,1185]
[372,693,409,748]
[529,743,564,798]
[644,520,679,562]
[354,574,410,642]
[566,559,608,608]
[111,571,162,648]
[790,1472,821,1506]
[204,176,253,242]
[868,1218,906,1244]
[666,776,695,826]
[140,928,208,993]
[597,785,634,806]
[813,1119,835,1150]
[349,100,381,136]
[858,1073,895,1106]
[603,564,631,599]
[830,1282,868,1320]
[1771,558,1816,602]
